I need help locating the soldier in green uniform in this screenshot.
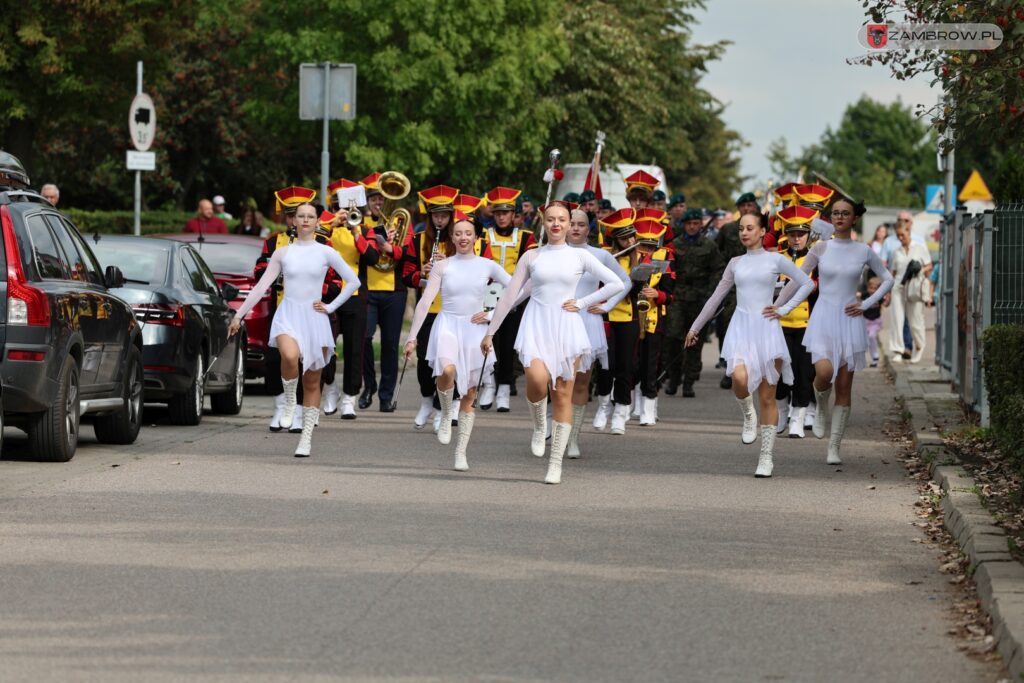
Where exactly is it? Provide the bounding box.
[664,208,723,397]
[712,191,759,389]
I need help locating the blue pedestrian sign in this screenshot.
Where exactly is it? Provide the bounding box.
[925,184,956,214]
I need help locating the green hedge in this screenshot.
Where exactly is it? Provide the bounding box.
[61,209,286,236]
[982,324,1024,464]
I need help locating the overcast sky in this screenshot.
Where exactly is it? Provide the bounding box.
[693,0,937,193]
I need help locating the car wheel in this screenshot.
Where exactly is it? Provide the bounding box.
[211,341,245,415]
[94,346,144,444]
[169,352,205,426]
[29,357,80,462]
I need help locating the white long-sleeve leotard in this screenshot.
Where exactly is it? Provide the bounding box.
[690,249,814,333]
[406,254,511,343]
[485,244,626,336]
[776,238,893,310]
[572,243,631,312]
[233,240,360,319]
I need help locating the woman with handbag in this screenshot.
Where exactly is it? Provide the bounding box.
[888,223,932,364]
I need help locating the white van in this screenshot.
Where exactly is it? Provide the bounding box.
[557,163,668,211]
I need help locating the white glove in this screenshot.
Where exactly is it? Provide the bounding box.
[543,169,555,183]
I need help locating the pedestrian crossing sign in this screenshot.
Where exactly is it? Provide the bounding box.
[925,184,956,214]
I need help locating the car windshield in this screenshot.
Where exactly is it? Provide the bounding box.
[89,239,170,285]
[189,241,261,274]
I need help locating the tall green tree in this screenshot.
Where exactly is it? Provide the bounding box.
[766,96,936,207]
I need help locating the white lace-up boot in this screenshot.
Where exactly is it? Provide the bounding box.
[528,397,548,456]
[592,395,611,430]
[294,408,318,457]
[737,395,757,444]
[414,396,434,429]
[453,411,475,471]
[269,393,285,432]
[776,399,790,434]
[788,407,806,438]
[545,422,571,484]
[280,377,298,430]
[755,425,775,477]
[827,406,850,465]
[567,404,586,458]
[321,381,341,415]
[437,388,455,445]
[812,386,832,439]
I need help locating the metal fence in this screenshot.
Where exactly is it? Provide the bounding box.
[935,203,1024,426]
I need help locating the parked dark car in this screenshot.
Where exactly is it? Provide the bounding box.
[0,152,143,461]
[89,235,246,425]
[161,233,269,379]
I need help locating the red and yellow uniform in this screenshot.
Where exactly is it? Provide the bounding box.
[633,216,674,411]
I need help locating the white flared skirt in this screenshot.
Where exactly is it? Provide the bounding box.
[802,299,868,382]
[514,300,593,386]
[269,298,335,372]
[426,311,494,396]
[721,308,792,395]
[580,310,609,370]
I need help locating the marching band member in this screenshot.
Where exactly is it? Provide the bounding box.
[776,196,893,465]
[324,179,381,419]
[401,185,460,429]
[686,212,814,478]
[231,202,361,457]
[632,213,675,426]
[566,209,629,458]
[403,213,511,471]
[480,186,536,412]
[663,207,723,398]
[359,172,409,413]
[482,201,624,484]
[772,205,819,438]
[255,185,317,432]
[590,208,640,436]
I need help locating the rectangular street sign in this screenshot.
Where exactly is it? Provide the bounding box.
[299,63,357,121]
[126,150,156,171]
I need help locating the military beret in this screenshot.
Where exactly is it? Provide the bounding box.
[563,192,580,203]
[578,189,596,202]
[598,198,614,211]
[682,208,704,222]
[668,193,687,208]
[736,192,757,205]
[651,189,667,202]
[521,194,534,204]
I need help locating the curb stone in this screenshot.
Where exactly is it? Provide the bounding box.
[885,350,1023,678]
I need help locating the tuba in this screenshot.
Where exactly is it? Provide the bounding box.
[372,171,413,272]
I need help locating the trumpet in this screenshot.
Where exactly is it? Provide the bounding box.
[372,171,413,273]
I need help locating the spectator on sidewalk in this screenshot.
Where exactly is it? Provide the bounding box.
[184,199,228,235]
[860,276,890,367]
[41,183,60,206]
[889,223,932,364]
[235,206,269,238]
[869,224,887,255]
[213,195,233,220]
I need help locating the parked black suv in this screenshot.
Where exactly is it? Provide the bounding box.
[0,152,143,461]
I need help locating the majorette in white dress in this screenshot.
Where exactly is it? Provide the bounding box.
[235,240,360,372]
[779,238,893,381]
[406,254,512,395]
[572,243,631,369]
[486,244,626,384]
[690,249,815,394]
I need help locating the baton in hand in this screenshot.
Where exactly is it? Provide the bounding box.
[393,353,410,410]
[472,349,491,409]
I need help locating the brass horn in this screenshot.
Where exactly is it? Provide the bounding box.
[373,171,413,272]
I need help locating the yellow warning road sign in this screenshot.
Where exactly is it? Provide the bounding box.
[958,169,993,202]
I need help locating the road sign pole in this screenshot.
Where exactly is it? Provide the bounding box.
[134,61,143,236]
[320,63,331,206]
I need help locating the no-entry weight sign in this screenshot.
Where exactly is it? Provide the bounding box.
[129,93,156,152]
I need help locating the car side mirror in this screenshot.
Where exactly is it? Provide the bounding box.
[104,265,125,289]
[220,283,239,300]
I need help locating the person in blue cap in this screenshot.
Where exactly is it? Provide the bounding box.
[668,193,687,230]
[651,189,668,213]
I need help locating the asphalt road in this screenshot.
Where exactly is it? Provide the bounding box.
[0,342,996,682]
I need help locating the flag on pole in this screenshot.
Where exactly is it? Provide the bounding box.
[583,155,603,200]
